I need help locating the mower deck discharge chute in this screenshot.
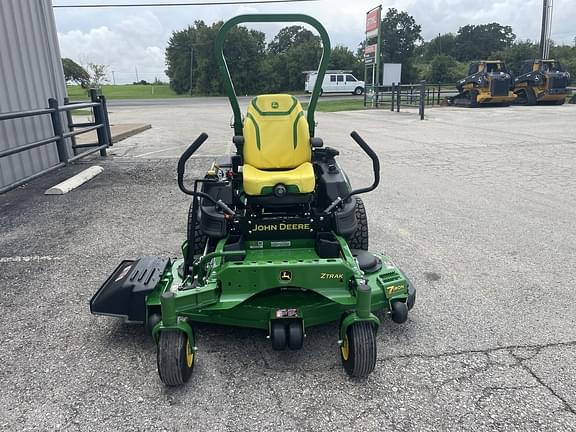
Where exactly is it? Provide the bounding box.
[90,14,416,386]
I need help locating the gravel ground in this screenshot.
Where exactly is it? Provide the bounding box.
[1,104,576,431]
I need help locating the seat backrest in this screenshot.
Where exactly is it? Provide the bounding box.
[243,94,311,170]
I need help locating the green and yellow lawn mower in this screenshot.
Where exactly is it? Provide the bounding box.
[90,14,416,386]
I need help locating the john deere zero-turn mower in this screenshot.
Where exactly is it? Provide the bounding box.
[513,59,571,105]
[449,60,517,107]
[90,14,416,386]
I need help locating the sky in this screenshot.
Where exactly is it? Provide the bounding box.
[53,0,576,84]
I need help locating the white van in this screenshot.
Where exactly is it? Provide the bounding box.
[305,71,365,95]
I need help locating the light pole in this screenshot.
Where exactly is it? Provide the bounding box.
[539,0,553,59]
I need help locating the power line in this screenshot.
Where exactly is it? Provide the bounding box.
[53,0,318,8]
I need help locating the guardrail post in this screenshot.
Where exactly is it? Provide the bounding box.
[419,80,426,120]
[48,98,69,164]
[391,83,395,112]
[90,89,108,156]
[63,97,78,155]
[99,95,113,147]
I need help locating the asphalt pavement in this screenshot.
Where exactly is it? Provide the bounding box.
[1,104,576,431]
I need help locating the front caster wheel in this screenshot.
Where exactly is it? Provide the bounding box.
[270,321,287,351]
[391,301,408,324]
[340,321,377,378]
[287,321,304,350]
[157,329,195,386]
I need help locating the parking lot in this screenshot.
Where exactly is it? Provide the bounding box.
[1,102,576,431]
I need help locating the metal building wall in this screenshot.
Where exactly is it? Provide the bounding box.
[0,0,69,190]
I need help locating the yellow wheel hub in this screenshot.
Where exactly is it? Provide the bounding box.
[186,339,194,368]
[340,335,349,361]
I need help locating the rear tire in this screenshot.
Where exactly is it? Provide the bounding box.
[340,321,377,378]
[353,87,364,96]
[157,330,195,386]
[187,200,207,257]
[348,197,369,250]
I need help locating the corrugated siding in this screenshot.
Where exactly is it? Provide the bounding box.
[0,0,69,190]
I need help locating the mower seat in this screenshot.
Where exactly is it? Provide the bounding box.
[242,94,314,196]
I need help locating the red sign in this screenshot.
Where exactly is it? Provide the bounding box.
[364,44,376,54]
[364,43,377,64]
[366,7,381,34]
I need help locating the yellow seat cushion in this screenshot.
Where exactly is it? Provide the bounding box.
[243,94,311,170]
[242,94,313,196]
[243,162,315,196]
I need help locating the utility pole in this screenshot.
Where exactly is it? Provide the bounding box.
[135,66,139,82]
[111,70,116,85]
[189,46,194,96]
[539,0,553,59]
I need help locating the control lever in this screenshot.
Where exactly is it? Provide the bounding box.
[324,131,380,213]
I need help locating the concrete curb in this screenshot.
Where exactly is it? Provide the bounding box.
[111,124,152,143]
[44,166,104,195]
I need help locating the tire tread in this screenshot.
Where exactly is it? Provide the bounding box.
[187,200,207,257]
[157,330,193,386]
[348,197,369,250]
[342,321,377,378]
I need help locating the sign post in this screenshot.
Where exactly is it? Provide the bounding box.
[364,5,382,106]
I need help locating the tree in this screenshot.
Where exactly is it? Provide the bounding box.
[265,26,322,92]
[165,21,266,95]
[492,41,539,74]
[328,45,362,77]
[426,55,466,83]
[454,23,516,62]
[62,58,89,88]
[88,63,108,89]
[268,25,319,54]
[424,33,457,60]
[380,8,423,82]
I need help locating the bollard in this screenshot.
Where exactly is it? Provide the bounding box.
[419,80,426,120]
[63,97,78,155]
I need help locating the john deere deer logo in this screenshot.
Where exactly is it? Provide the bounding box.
[280,271,292,281]
[271,101,279,109]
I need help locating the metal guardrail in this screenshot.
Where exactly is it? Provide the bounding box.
[0,89,111,194]
[366,82,457,119]
[374,83,576,111]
